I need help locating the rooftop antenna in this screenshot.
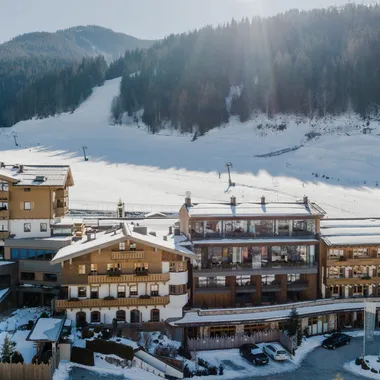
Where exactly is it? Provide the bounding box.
[225,162,235,188]
[12,132,19,147]
[82,146,89,161]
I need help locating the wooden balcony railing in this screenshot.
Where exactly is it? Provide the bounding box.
[56,295,170,309]
[326,277,380,286]
[0,191,8,200]
[112,251,144,260]
[0,209,9,219]
[56,189,68,199]
[88,272,170,284]
[327,257,380,266]
[0,231,9,239]
[169,261,188,273]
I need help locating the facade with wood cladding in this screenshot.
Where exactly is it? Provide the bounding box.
[51,224,192,326]
[179,195,325,309]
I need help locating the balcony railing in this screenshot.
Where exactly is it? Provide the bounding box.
[326,276,380,286]
[56,189,68,199]
[0,191,8,200]
[0,209,9,218]
[88,272,170,284]
[0,231,9,239]
[287,280,309,291]
[327,256,380,266]
[190,230,315,240]
[56,295,170,309]
[112,251,144,260]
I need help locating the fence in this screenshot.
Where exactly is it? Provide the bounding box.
[188,329,295,353]
[0,362,52,380]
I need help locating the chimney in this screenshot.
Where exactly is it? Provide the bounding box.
[230,196,236,206]
[18,164,24,173]
[133,226,148,235]
[163,236,168,241]
[169,226,173,235]
[185,191,192,207]
[174,227,180,236]
[261,196,266,205]
[303,196,309,205]
[0,162,4,168]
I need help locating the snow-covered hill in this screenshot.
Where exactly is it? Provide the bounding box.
[1,77,380,217]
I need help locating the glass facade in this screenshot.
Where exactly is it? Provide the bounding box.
[11,248,57,260]
[194,245,314,270]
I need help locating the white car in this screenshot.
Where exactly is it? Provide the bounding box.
[263,344,288,361]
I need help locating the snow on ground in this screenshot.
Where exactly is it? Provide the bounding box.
[0,307,47,332]
[344,356,380,379]
[1,78,380,217]
[0,330,35,363]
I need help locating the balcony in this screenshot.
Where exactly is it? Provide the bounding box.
[262,281,282,292]
[56,189,68,199]
[327,256,380,266]
[326,276,380,286]
[112,251,144,260]
[56,202,68,216]
[0,209,9,219]
[287,280,309,291]
[195,284,231,294]
[236,284,257,293]
[88,272,170,284]
[55,295,169,309]
[0,191,8,200]
[193,262,317,277]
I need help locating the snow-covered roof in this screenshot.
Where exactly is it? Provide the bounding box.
[187,202,324,218]
[0,165,73,187]
[170,300,379,326]
[0,261,15,267]
[0,288,10,302]
[321,219,380,246]
[192,237,319,245]
[27,317,65,342]
[51,222,193,264]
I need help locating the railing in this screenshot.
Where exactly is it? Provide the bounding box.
[56,189,68,198]
[112,251,144,260]
[326,277,380,286]
[0,191,8,200]
[327,257,380,266]
[190,230,316,240]
[0,209,9,218]
[0,231,9,239]
[236,285,256,293]
[287,280,309,290]
[88,272,170,284]
[169,261,188,273]
[56,295,170,309]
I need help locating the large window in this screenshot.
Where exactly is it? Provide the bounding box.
[90,286,99,299]
[90,264,98,274]
[254,220,274,237]
[11,248,57,260]
[20,272,35,281]
[150,284,159,296]
[134,263,148,274]
[151,309,160,322]
[244,323,269,335]
[287,274,300,283]
[204,221,222,237]
[117,285,126,298]
[236,275,251,286]
[107,263,120,272]
[130,284,138,296]
[119,242,126,251]
[91,311,100,323]
[277,220,290,236]
[78,265,86,274]
[116,310,126,321]
[43,273,57,282]
[198,276,226,288]
[329,249,344,258]
[224,220,248,235]
[353,248,369,258]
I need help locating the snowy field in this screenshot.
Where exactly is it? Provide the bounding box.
[344,356,380,379]
[1,78,380,216]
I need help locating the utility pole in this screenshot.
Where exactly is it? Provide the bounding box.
[225,162,235,188]
[82,146,89,161]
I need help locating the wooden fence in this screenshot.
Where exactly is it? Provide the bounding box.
[0,362,52,380]
[188,329,295,353]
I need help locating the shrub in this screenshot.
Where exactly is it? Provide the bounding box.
[12,351,24,364]
[198,358,209,369]
[71,346,94,366]
[86,340,134,361]
[355,357,363,366]
[178,345,191,360]
[40,312,49,318]
[184,364,194,378]
[139,295,151,299]
[94,326,102,334]
[27,320,34,330]
[82,326,89,339]
[103,296,115,301]
[208,366,218,375]
[68,298,79,302]
[32,355,41,365]
[88,330,95,338]
[362,361,370,370]
[219,364,224,375]
[371,368,378,374]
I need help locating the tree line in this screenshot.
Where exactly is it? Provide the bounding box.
[111,4,380,134]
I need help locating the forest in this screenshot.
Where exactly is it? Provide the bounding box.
[111,4,380,134]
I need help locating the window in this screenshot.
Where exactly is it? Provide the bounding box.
[244,323,269,335]
[134,263,148,274]
[43,273,57,282]
[150,284,159,296]
[78,265,86,274]
[329,249,344,259]
[170,262,184,272]
[90,286,99,299]
[209,325,236,338]
[23,188,31,192]
[377,248,380,258]
[0,202,7,210]
[151,309,160,322]
[287,274,300,283]
[353,248,369,258]
[90,264,98,274]
[130,284,138,296]
[78,287,87,298]
[20,272,35,281]
[116,310,126,321]
[91,311,100,323]
[236,275,251,286]
[24,201,31,210]
[107,263,120,272]
[119,242,126,251]
[24,223,31,233]
[117,285,126,298]
[353,285,363,294]
[11,248,57,260]
[198,276,226,288]
[277,220,290,236]
[40,223,48,232]
[130,243,137,251]
[169,284,186,295]
[0,181,8,191]
[169,262,176,272]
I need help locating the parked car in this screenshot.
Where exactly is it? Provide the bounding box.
[239,344,269,365]
[322,332,351,349]
[263,344,289,361]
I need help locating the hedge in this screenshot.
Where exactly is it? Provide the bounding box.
[71,346,94,366]
[86,339,134,361]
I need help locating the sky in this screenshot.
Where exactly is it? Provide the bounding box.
[0,0,374,43]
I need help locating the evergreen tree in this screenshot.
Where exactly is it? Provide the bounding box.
[288,308,302,347]
[1,334,16,363]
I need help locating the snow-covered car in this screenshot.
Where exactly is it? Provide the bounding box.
[239,343,269,365]
[263,344,288,361]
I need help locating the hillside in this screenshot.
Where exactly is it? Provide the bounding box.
[0,25,153,127]
[1,78,380,218]
[112,4,380,134]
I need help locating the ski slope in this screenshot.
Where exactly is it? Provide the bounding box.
[1,77,380,217]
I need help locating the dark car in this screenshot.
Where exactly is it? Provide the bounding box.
[239,343,269,365]
[322,333,351,349]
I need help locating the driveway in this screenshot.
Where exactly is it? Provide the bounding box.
[247,336,380,380]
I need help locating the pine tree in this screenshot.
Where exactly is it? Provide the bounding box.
[288,308,302,346]
[1,334,16,363]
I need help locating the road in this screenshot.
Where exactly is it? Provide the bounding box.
[248,336,380,380]
[69,337,379,379]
